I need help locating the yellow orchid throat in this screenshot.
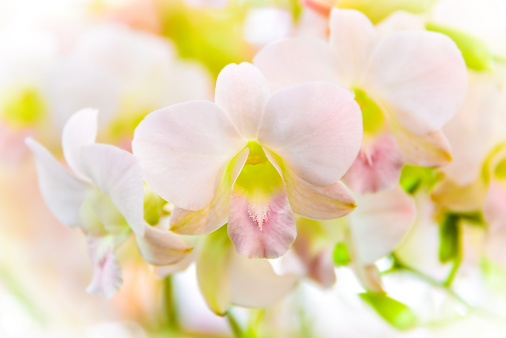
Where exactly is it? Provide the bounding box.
[234,142,285,231]
[353,88,386,136]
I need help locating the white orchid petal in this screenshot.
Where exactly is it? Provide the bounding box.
[80,144,145,237]
[329,8,378,87]
[349,187,416,264]
[215,63,270,139]
[61,108,99,181]
[258,81,362,186]
[26,138,91,227]
[136,224,192,266]
[86,236,122,299]
[364,30,467,134]
[132,101,247,211]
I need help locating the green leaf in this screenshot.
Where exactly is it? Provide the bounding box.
[359,292,417,330]
[333,242,351,266]
[439,214,460,263]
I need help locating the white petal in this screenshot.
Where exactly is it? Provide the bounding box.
[80,144,145,237]
[266,149,356,219]
[229,251,299,308]
[258,82,362,186]
[253,38,336,92]
[61,108,99,181]
[215,63,270,139]
[329,8,378,87]
[170,148,248,235]
[132,101,247,211]
[349,187,416,264]
[363,30,467,134]
[25,138,91,227]
[86,236,122,299]
[136,224,192,266]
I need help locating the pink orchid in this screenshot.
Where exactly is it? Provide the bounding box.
[133,62,363,259]
[254,8,467,193]
[26,108,189,298]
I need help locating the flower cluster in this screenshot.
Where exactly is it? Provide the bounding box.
[8,0,506,335]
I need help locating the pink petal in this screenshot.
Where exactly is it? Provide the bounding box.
[227,162,296,259]
[25,138,91,227]
[132,101,247,211]
[329,8,378,87]
[258,81,362,187]
[80,144,145,237]
[342,134,404,193]
[349,187,416,265]
[86,236,122,298]
[266,149,356,220]
[363,30,467,134]
[253,38,336,92]
[215,63,270,139]
[169,148,248,235]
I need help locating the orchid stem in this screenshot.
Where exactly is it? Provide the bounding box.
[164,275,180,332]
[227,309,244,338]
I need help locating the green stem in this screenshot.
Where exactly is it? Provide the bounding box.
[388,254,472,310]
[164,275,179,332]
[227,309,244,338]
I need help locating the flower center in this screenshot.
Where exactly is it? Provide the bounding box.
[246,141,268,165]
[1,87,46,128]
[353,88,386,136]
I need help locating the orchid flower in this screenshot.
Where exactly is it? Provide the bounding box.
[254,8,467,193]
[293,186,416,292]
[133,62,363,259]
[26,108,189,298]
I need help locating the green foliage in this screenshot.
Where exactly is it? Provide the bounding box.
[333,242,351,266]
[359,292,417,330]
[426,22,493,71]
[339,0,434,24]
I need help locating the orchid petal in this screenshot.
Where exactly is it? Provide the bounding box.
[132,101,247,211]
[86,236,122,298]
[155,249,198,279]
[349,187,416,264]
[170,148,248,235]
[342,134,404,193]
[258,82,362,186]
[25,138,91,227]
[61,108,99,181]
[229,252,299,308]
[431,178,487,213]
[352,263,384,293]
[391,124,452,167]
[80,144,145,237]
[266,150,356,219]
[228,161,296,259]
[363,30,467,134]
[215,63,270,139]
[329,8,378,87]
[253,38,335,92]
[136,224,192,266]
[196,227,232,315]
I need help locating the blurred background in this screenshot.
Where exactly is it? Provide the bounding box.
[2,0,506,337]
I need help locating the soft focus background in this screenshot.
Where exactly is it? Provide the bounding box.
[2,0,506,337]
